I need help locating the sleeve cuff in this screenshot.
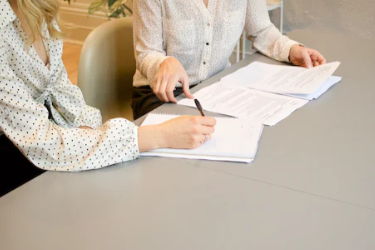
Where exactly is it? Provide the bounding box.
[133,125,140,159]
[101,118,140,161]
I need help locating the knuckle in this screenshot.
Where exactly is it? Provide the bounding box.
[189,135,196,144]
[191,125,199,134]
[188,136,200,148]
[164,73,171,79]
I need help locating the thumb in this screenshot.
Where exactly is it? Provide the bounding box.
[181,76,194,98]
[302,49,312,69]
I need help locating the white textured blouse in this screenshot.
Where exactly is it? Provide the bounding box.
[133,0,299,88]
[0,1,139,171]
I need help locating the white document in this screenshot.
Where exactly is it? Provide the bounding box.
[178,84,308,126]
[140,113,264,163]
[220,61,341,95]
[285,76,342,100]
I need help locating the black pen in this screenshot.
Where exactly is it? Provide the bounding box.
[194,99,205,117]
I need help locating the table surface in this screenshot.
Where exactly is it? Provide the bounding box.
[1,30,375,250]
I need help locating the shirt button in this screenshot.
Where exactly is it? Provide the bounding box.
[203,62,206,65]
[206,42,209,46]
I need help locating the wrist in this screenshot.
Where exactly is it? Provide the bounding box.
[138,125,168,152]
[155,124,169,148]
[161,56,176,66]
[289,44,298,61]
[289,44,304,61]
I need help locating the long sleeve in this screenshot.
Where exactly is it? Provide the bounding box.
[0,48,140,172]
[245,0,300,62]
[76,104,103,129]
[55,55,103,130]
[133,0,168,88]
[34,38,102,130]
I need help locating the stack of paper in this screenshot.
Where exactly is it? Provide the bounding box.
[178,62,341,125]
[140,113,263,163]
[220,61,342,100]
[178,84,308,126]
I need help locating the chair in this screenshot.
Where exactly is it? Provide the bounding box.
[78,17,135,122]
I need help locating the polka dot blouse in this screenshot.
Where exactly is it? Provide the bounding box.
[133,0,300,88]
[0,1,139,171]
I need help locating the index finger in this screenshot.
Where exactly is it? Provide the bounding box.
[166,75,178,103]
[198,124,215,135]
[181,76,194,99]
[317,52,326,65]
[302,49,313,69]
[310,50,326,65]
[197,116,217,126]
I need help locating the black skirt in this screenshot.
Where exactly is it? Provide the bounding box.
[0,135,45,197]
[131,85,184,120]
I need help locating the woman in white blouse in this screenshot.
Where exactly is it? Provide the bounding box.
[132,0,327,119]
[0,0,216,196]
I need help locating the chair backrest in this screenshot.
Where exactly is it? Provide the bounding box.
[78,17,135,122]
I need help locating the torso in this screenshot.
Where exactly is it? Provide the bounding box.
[30,34,49,67]
[0,0,96,132]
[133,0,248,87]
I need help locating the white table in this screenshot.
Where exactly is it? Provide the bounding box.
[1,30,374,250]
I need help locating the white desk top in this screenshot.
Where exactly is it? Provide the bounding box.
[144,30,375,210]
[1,30,374,250]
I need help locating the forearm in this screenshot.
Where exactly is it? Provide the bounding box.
[251,26,300,62]
[136,52,169,87]
[12,119,139,171]
[137,125,167,152]
[133,0,167,86]
[0,95,139,171]
[245,0,300,62]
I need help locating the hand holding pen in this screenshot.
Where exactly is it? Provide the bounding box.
[194,99,205,117]
[194,99,215,144]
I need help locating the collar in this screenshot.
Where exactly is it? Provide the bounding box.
[0,0,17,31]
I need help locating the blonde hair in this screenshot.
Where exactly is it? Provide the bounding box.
[17,0,63,46]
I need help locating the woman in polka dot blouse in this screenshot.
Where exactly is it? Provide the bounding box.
[0,0,216,197]
[131,0,327,119]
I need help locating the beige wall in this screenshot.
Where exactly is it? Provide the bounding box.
[270,0,375,40]
[60,0,106,44]
[61,0,375,45]
[60,0,133,44]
